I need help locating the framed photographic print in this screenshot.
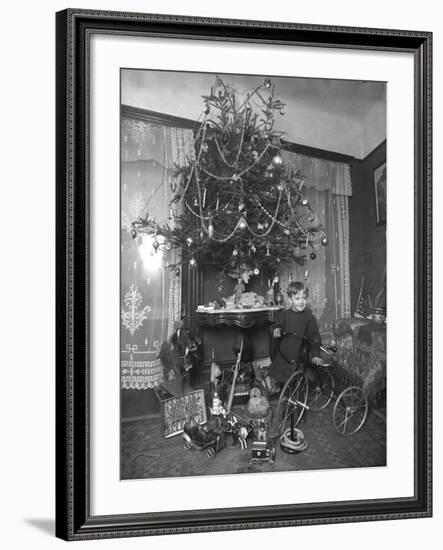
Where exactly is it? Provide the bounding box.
[374,161,387,225]
[56,9,432,541]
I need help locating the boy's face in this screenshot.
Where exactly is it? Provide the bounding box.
[289,290,307,312]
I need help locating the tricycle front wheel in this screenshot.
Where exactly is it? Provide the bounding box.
[277,370,309,435]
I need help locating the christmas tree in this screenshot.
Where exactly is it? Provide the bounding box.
[131,76,328,279]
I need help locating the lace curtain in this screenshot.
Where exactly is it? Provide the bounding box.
[120,120,194,389]
[279,151,352,331]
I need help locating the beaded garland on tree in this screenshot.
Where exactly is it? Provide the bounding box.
[131,77,328,277]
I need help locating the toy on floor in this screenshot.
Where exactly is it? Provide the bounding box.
[182,419,225,459]
[224,413,254,450]
[279,405,308,454]
[205,340,255,451]
[247,386,270,418]
[209,391,226,417]
[249,420,276,465]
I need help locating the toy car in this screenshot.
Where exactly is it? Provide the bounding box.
[182,422,225,459]
[249,440,276,465]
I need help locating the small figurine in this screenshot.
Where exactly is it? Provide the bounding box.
[209,391,225,417]
[234,277,245,305]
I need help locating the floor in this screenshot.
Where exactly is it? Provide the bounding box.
[121,402,386,480]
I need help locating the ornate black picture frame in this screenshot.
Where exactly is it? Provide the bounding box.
[55,9,432,541]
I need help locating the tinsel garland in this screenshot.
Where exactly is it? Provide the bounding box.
[131,76,328,275]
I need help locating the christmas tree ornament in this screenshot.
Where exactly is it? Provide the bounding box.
[321,237,329,246]
[130,228,137,240]
[265,244,270,256]
[186,237,193,247]
[193,197,199,207]
[272,154,283,167]
[310,252,317,260]
[204,104,210,115]
[152,238,160,252]
[165,241,172,251]
[175,267,181,276]
[238,217,247,230]
[276,257,281,264]
[284,229,291,236]
[238,201,246,212]
[264,78,272,88]
[280,107,286,115]
[301,198,309,206]
[246,102,251,111]
[208,220,214,238]
[201,142,209,153]
[232,248,239,257]
[254,267,260,275]
[189,257,197,268]
[264,221,269,229]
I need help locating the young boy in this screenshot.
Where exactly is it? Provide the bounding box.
[269,281,323,384]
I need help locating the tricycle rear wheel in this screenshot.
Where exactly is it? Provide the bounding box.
[333,386,368,436]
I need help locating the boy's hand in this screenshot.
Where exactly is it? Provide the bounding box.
[273,328,282,338]
[311,356,323,366]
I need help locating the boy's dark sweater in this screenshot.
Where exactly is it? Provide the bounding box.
[269,308,321,383]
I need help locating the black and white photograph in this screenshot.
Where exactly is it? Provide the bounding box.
[120,69,387,480]
[1,0,438,547]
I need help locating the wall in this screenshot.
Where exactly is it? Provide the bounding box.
[122,70,385,159]
[2,2,441,550]
[349,141,387,313]
[362,99,387,157]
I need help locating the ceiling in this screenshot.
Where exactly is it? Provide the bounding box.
[122,70,386,159]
